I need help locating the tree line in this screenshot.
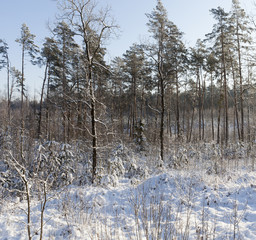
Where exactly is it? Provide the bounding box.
[0,0,256,181]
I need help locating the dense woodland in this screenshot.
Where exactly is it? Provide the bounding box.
[0,0,256,183]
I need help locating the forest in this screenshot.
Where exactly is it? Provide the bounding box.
[1,0,256,239]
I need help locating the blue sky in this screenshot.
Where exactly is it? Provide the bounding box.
[104,0,233,59]
[0,0,253,97]
[0,0,58,96]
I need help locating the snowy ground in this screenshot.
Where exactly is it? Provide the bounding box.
[1,169,256,239]
[1,144,256,239]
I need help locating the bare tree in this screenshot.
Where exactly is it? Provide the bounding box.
[58,0,118,182]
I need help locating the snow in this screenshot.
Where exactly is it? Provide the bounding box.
[1,150,256,239]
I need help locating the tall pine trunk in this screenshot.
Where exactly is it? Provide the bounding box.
[88,63,97,183]
[236,19,244,142]
[221,29,229,145]
[175,71,180,140]
[37,62,49,139]
[20,44,25,160]
[210,72,215,141]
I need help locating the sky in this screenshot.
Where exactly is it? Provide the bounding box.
[0,0,254,98]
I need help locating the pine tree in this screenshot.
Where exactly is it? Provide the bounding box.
[51,21,79,142]
[0,39,11,123]
[164,21,187,140]
[146,0,169,162]
[229,0,252,141]
[205,52,218,141]
[16,23,39,158]
[122,43,151,139]
[146,0,186,159]
[206,7,231,144]
[190,40,207,141]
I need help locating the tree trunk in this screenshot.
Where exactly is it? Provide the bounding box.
[46,73,51,141]
[221,29,229,145]
[188,103,195,142]
[89,64,97,183]
[247,65,251,141]
[175,71,180,140]
[210,72,215,141]
[217,74,223,145]
[37,62,49,139]
[197,69,202,141]
[7,56,11,125]
[160,76,165,162]
[25,179,32,240]
[20,44,25,160]
[132,76,137,138]
[201,77,206,140]
[230,56,241,141]
[236,19,244,142]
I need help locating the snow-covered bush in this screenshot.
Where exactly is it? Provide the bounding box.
[0,129,24,196]
[134,119,148,152]
[168,146,189,169]
[0,139,88,196]
[96,144,126,186]
[96,144,149,187]
[33,141,76,188]
[100,174,119,187]
[107,154,125,177]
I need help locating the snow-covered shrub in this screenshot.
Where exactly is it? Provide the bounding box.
[107,154,125,177]
[0,129,25,196]
[134,119,148,152]
[0,139,78,196]
[100,174,119,187]
[97,144,149,187]
[128,157,149,181]
[113,144,149,179]
[96,144,126,186]
[168,147,188,169]
[0,166,24,196]
[33,141,76,188]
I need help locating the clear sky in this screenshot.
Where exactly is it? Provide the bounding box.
[0,0,254,98]
[0,0,58,97]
